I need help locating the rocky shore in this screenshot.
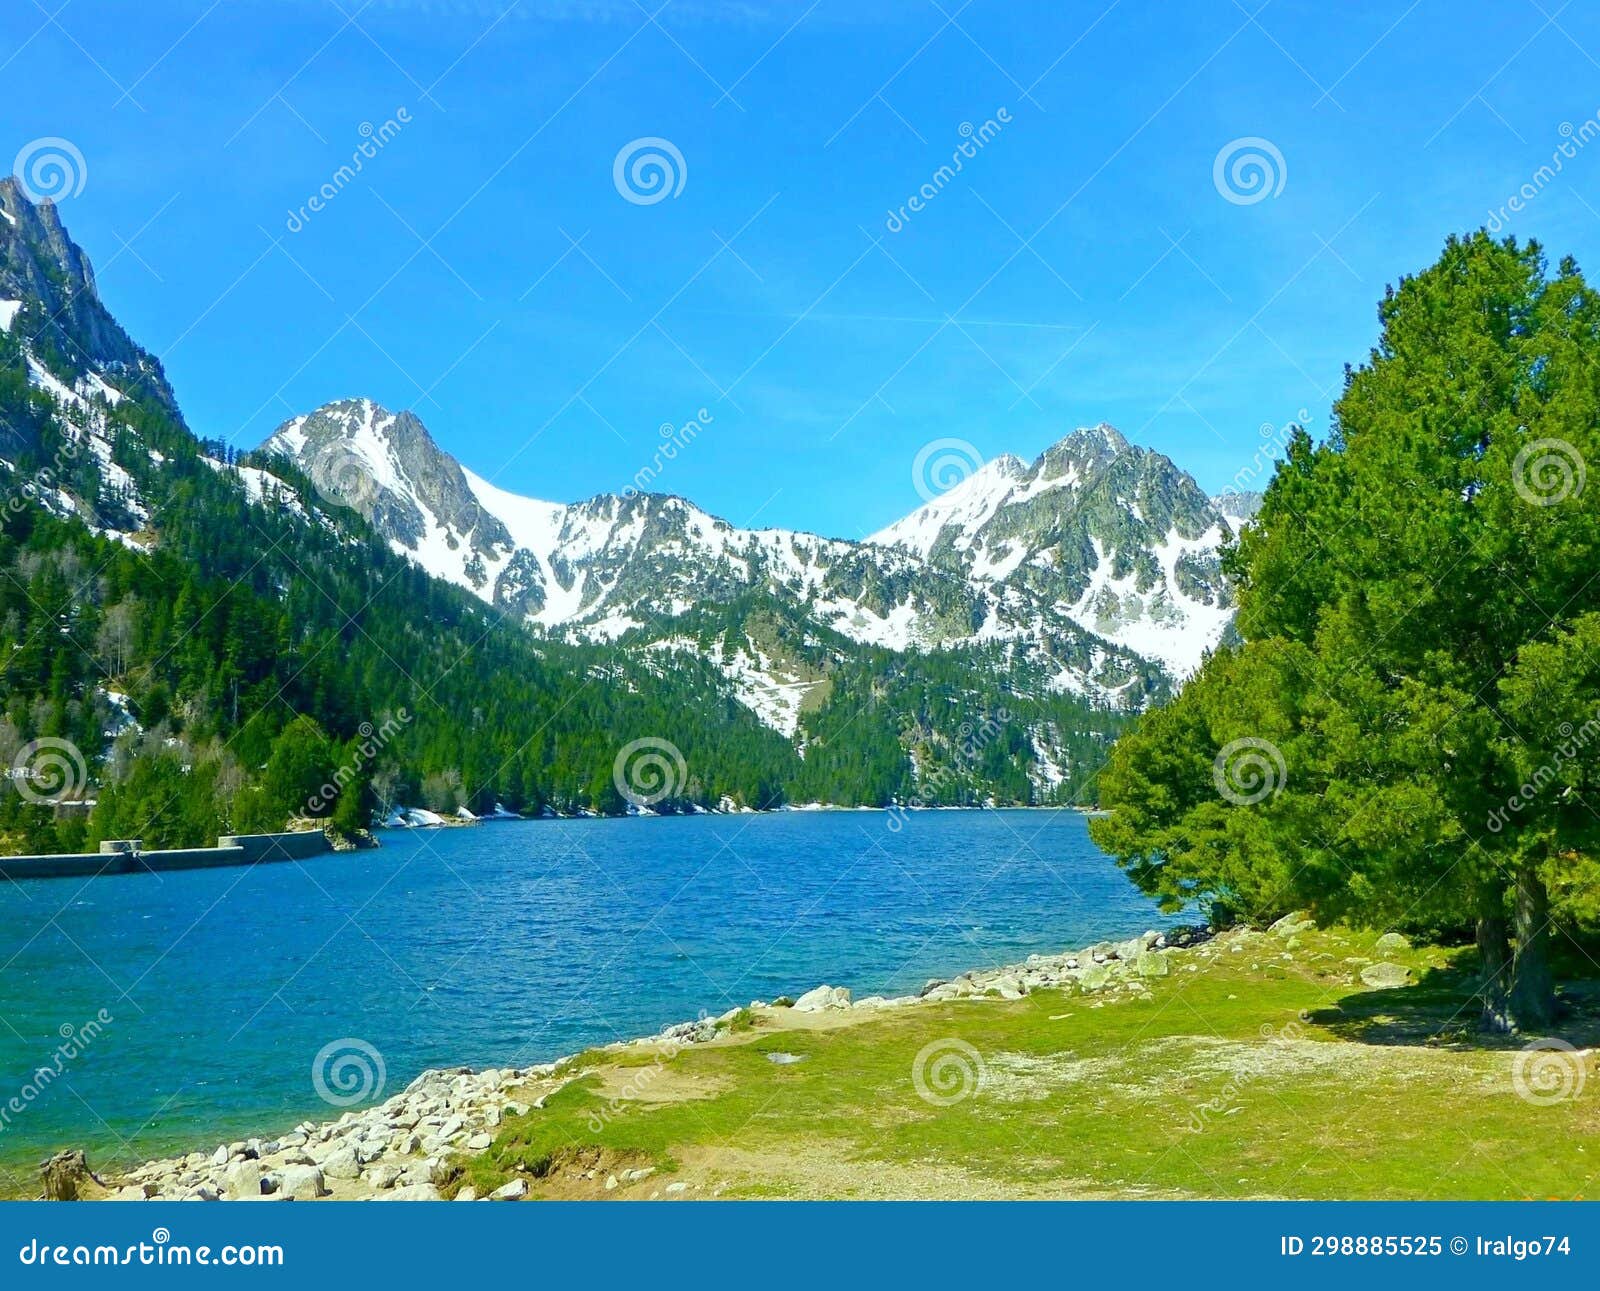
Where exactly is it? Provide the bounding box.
[63,923,1220,1202]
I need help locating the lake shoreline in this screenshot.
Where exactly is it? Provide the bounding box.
[58,921,1210,1202]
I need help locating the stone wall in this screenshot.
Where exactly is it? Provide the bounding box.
[0,830,330,880]
[219,831,331,864]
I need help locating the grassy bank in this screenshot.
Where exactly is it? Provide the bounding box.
[457,924,1599,1200]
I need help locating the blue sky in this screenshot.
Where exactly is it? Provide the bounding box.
[5,0,1600,539]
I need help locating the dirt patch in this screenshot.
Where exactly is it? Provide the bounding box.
[642,1141,1186,1200]
[591,1060,731,1105]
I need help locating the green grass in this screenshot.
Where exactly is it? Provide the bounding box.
[459,926,1600,1200]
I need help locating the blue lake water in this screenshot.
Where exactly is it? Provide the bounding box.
[0,810,1174,1185]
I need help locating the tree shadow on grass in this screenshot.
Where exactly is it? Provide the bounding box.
[1305,944,1600,1050]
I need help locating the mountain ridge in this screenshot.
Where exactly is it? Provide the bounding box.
[259,397,1254,721]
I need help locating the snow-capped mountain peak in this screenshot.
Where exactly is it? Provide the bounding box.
[870,425,1245,680]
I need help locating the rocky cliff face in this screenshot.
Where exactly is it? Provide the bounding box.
[0,177,180,422]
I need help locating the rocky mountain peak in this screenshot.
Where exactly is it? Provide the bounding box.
[264,398,515,572]
[0,178,180,419]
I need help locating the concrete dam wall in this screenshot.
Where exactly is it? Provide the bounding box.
[0,830,333,881]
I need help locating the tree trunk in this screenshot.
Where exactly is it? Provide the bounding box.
[39,1149,96,1201]
[1510,862,1556,1030]
[1475,904,1514,1034]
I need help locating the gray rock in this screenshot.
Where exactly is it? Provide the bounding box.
[490,1179,528,1200]
[455,1186,478,1201]
[321,1146,361,1180]
[989,974,1026,1000]
[792,984,852,1012]
[1136,952,1171,977]
[363,1163,404,1190]
[380,1183,442,1200]
[222,1160,262,1200]
[278,1165,327,1200]
[1374,932,1411,953]
[466,1133,493,1151]
[1360,961,1411,989]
